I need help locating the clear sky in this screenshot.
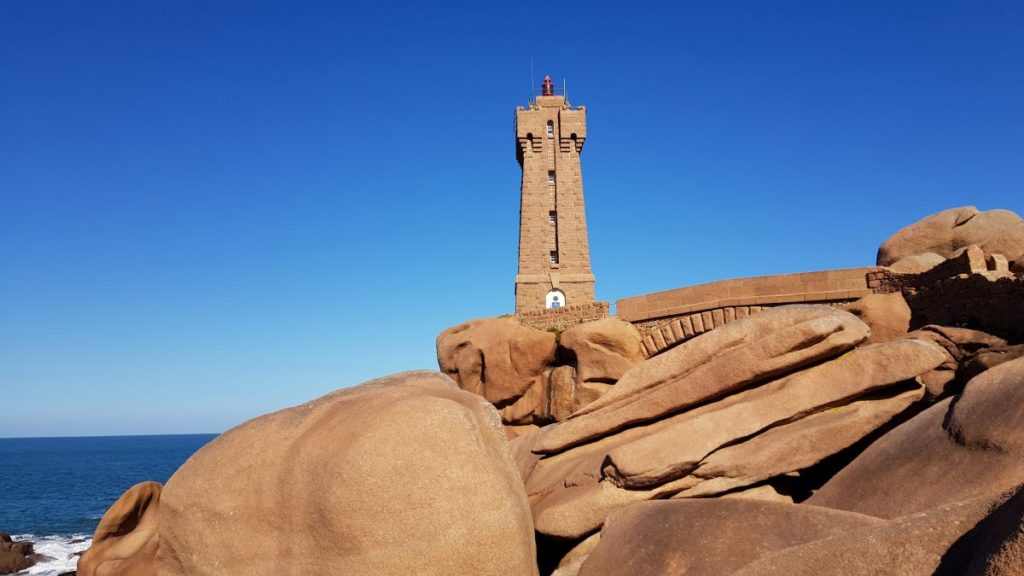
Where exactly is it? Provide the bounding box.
[2,1,1022,437]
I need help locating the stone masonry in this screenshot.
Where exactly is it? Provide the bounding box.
[514,76,596,313]
[622,246,1023,357]
[616,267,878,324]
[617,268,877,357]
[517,302,610,332]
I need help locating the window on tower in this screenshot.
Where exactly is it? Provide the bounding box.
[549,211,556,224]
[547,171,555,184]
[546,121,554,135]
[550,251,559,264]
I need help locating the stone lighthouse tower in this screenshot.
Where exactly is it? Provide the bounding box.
[514,75,595,313]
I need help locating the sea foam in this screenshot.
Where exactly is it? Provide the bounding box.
[11,534,91,576]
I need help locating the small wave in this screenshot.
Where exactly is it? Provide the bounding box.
[10,534,91,576]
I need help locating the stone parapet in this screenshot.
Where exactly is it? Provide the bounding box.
[616,267,879,323]
[624,247,1022,358]
[517,302,610,332]
[904,272,1024,340]
[867,245,988,294]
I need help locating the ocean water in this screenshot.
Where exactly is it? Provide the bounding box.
[0,434,216,575]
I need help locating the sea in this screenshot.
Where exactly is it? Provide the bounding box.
[0,434,216,575]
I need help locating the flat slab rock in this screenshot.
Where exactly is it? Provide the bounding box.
[809,356,1024,519]
[536,305,871,454]
[678,386,924,498]
[601,339,943,489]
[523,336,942,539]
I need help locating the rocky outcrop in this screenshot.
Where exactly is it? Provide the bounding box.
[601,340,940,490]
[888,251,947,274]
[0,533,39,575]
[437,316,644,426]
[965,484,1024,576]
[436,317,556,407]
[906,324,1007,399]
[516,306,946,540]
[841,292,911,344]
[733,490,1021,576]
[559,318,645,384]
[960,343,1024,385]
[564,487,1024,576]
[157,371,538,576]
[575,500,884,576]
[673,386,924,498]
[808,357,1024,518]
[78,481,160,576]
[536,306,872,454]
[76,204,1024,576]
[877,206,1024,267]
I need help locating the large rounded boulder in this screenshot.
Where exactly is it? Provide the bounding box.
[157,371,538,576]
[436,317,557,410]
[78,481,161,576]
[560,317,645,385]
[877,206,1024,266]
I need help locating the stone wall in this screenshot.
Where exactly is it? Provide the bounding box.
[868,246,988,294]
[515,278,596,317]
[866,245,1024,339]
[905,272,1024,340]
[516,301,610,332]
[623,246,1023,358]
[616,267,877,323]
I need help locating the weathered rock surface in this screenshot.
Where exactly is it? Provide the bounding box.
[842,292,911,344]
[908,324,1008,399]
[551,533,601,576]
[877,206,1024,267]
[876,206,1024,266]
[536,306,871,454]
[436,316,556,407]
[719,482,796,504]
[576,500,884,576]
[0,533,38,575]
[601,339,941,489]
[676,386,924,498]
[960,344,1024,386]
[809,357,1024,518]
[888,251,946,274]
[965,485,1024,576]
[520,308,948,540]
[547,365,579,422]
[78,481,160,576]
[497,366,556,425]
[733,491,1020,576]
[157,371,538,576]
[436,316,632,425]
[559,317,645,385]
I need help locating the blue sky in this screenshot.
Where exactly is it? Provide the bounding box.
[2,1,1022,437]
